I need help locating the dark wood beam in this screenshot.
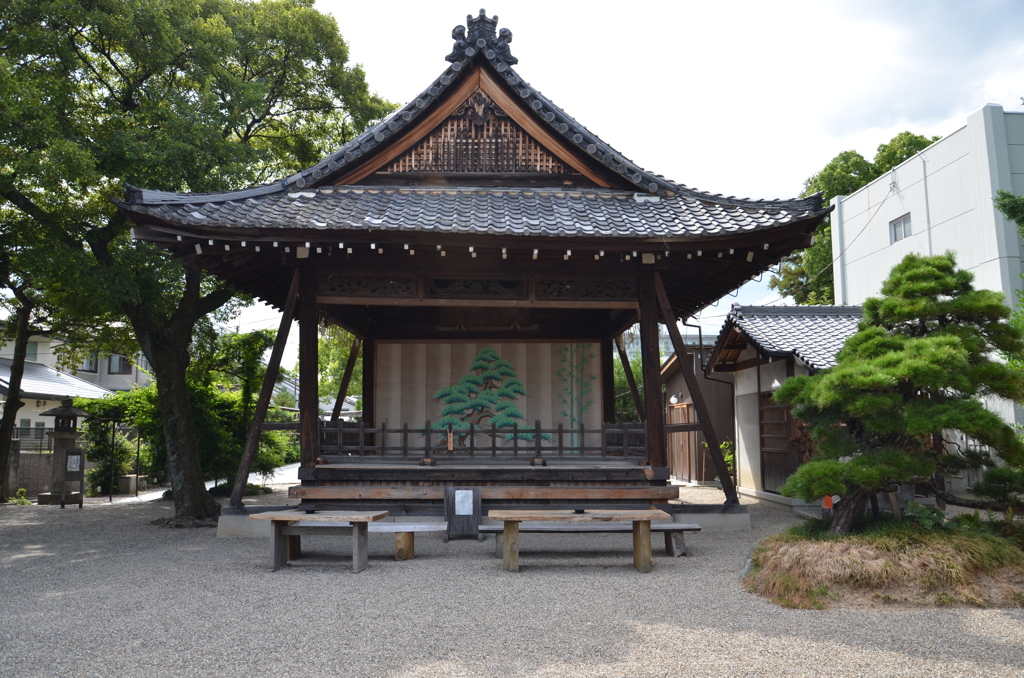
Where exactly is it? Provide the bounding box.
[298,262,320,466]
[601,338,614,423]
[230,269,300,509]
[638,272,664,467]
[362,337,376,426]
[653,272,738,506]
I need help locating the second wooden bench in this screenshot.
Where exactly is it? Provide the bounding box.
[479,521,701,558]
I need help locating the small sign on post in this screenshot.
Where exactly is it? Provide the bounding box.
[62,448,85,509]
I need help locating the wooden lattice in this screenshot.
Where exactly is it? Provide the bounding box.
[384,89,568,175]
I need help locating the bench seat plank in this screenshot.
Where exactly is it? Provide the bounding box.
[480,521,701,558]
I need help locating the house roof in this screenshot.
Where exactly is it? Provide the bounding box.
[706,304,863,373]
[121,186,821,241]
[117,11,831,323]
[0,359,114,400]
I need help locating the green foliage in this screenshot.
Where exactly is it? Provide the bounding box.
[9,488,32,505]
[777,252,1024,533]
[318,326,362,403]
[904,500,948,530]
[0,0,394,520]
[770,132,939,304]
[612,333,643,422]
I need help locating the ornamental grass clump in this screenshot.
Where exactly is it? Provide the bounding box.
[745,518,1024,609]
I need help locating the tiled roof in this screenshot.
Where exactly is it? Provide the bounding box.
[721,304,863,371]
[121,186,819,240]
[0,359,113,400]
[120,10,828,229]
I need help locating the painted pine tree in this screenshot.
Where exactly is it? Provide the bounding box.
[433,347,544,447]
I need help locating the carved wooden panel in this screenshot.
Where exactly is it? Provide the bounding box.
[320,275,417,298]
[536,279,636,301]
[428,278,526,299]
[383,89,568,175]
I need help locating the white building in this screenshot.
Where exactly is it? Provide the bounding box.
[831,102,1024,425]
[0,331,151,431]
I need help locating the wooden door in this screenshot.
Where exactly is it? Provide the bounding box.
[668,403,697,482]
[759,391,799,493]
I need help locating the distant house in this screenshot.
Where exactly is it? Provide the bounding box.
[704,304,862,506]
[831,102,1024,427]
[0,330,150,432]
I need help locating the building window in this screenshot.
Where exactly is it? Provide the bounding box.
[81,351,98,373]
[25,341,37,361]
[109,354,133,375]
[890,213,912,243]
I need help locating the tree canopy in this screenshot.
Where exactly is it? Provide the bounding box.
[776,252,1024,534]
[0,0,393,518]
[770,132,940,304]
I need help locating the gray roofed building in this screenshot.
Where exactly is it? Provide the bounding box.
[707,304,863,374]
[0,358,113,401]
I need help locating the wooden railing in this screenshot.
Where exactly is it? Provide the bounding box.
[265,420,647,462]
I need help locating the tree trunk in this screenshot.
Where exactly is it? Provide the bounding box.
[0,299,34,502]
[144,338,220,524]
[827,487,870,535]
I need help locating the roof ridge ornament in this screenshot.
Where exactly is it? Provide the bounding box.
[447,9,517,65]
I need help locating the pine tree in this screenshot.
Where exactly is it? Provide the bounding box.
[433,347,541,447]
[776,252,1024,534]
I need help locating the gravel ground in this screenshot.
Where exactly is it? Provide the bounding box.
[2,488,1023,678]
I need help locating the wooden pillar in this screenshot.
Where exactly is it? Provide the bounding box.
[299,263,319,467]
[230,269,300,510]
[601,337,615,423]
[638,272,665,468]
[652,272,738,506]
[362,337,375,426]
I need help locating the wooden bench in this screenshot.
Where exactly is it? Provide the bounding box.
[249,510,389,572]
[480,521,701,558]
[487,509,673,573]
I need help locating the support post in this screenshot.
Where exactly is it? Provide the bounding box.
[230,269,300,510]
[601,338,615,423]
[615,334,645,422]
[637,273,664,467]
[299,263,320,467]
[652,272,738,506]
[330,336,362,423]
[362,338,375,426]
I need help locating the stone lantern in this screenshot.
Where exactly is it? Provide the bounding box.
[37,398,89,508]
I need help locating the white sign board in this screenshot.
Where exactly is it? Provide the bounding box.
[454,490,473,516]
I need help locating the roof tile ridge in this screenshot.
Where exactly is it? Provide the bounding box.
[672,185,827,212]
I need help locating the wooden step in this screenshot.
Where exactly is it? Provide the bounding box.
[289,486,679,501]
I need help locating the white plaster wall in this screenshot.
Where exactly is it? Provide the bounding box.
[833,104,1024,311]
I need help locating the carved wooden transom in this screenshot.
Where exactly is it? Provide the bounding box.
[382,89,569,175]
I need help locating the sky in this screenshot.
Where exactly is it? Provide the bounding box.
[232,0,1024,366]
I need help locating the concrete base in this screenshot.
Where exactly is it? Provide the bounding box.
[36,492,83,506]
[216,504,295,538]
[666,503,751,531]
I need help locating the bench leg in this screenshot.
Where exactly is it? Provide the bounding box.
[271,521,288,571]
[352,523,369,573]
[502,521,520,572]
[494,533,503,558]
[664,531,688,557]
[287,534,302,561]
[633,520,653,573]
[395,532,415,561]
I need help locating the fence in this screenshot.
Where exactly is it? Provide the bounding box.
[278,420,649,462]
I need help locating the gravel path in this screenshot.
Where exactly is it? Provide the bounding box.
[1,489,1022,677]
